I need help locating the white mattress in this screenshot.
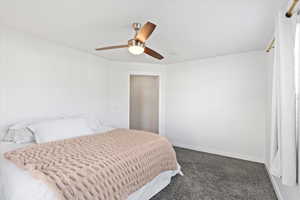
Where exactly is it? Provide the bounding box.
[0,142,180,200]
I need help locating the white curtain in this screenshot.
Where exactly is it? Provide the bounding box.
[296,19,300,185]
[270,11,299,186]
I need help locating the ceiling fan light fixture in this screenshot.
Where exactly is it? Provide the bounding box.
[128,45,144,55]
[128,39,145,55]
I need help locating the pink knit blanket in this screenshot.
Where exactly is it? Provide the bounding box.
[5,129,178,200]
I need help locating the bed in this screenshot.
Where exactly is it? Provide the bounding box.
[0,118,181,200]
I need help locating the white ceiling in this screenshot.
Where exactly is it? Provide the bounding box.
[0,0,285,64]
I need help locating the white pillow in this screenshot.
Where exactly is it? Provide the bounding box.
[8,117,64,130]
[63,114,105,132]
[2,117,63,144]
[28,118,93,143]
[2,128,34,144]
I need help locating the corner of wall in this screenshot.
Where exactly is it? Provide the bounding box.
[265,165,284,200]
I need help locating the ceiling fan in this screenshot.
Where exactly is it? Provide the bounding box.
[95,22,164,60]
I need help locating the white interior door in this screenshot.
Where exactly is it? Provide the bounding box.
[130,75,159,133]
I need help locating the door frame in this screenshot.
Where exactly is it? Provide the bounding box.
[128,71,164,136]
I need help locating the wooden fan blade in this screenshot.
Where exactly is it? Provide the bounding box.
[135,22,156,43]
[95,45,128,51]
[144,47,164,60]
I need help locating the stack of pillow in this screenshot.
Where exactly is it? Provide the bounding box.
[2,116,114,144]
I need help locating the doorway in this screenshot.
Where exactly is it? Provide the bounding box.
[129,75,159,133]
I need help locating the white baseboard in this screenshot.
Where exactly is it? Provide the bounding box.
[265,165,284,200]
[172,141,264,163]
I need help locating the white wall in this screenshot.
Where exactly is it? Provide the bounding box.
[107,61,167,135]
[106,51,269,164]
[165,51,268,162]
[0,26,110,134]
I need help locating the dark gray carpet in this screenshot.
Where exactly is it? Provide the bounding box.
[151,147,277,200]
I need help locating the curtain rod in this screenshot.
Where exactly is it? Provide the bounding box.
[266,0,299,52]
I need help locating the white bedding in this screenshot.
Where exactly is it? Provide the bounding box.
[0,142,180,200]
